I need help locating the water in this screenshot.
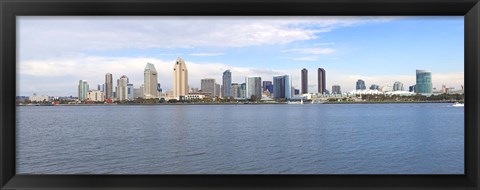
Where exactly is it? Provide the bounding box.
[16,103,464,174]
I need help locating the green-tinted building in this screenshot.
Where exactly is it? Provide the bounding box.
[416,70,432,94]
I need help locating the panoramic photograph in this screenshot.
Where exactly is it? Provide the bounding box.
[16,16,464,174]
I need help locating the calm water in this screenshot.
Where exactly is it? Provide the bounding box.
[16,103,464,174]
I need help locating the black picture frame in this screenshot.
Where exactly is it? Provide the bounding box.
[1,0,479,189]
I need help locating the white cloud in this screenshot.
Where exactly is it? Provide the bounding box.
[283,48,336,55]
[18,16,396,60]
[291,56,318,61]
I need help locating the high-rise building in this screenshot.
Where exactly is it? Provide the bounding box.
[301,68,308,94]
[144,63,158,99]
[105,73,113,99]
[214,83,221,97]
[265,84,273,94]
[117,75,129,101]
[127,84,134,100]
[409,85,416,92]
[97,84,105,92]
[393,81,404,91]
[273,75,292,99]
[222,70,232,98]
[78,80,89,101]
[332,85,341,94]
[262,81,272,92]
[231,83,240,98]
[416,70,432,94]
[369,84,379,90]
[173,57,189,99]
[356,79,366,90]
[318,68,326,94]
[245,76,262,100]
[201,78,216,96]
[240,83,246,98]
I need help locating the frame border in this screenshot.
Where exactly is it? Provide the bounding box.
[1,0,479,189]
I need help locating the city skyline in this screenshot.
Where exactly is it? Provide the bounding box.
[17,16,464,96]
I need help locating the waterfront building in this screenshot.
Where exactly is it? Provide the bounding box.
[416,70,432,94]
[393,81,404,91]
[265,84,273,94]
[318,68,326,94]
[294,89,300,95]
[369,84,379,90]
[409,85,416,92]
[240,83,246,98]
[273,75,292,99]
[184,94,205,100]
[332,85,341,95]
[105,73,113,99]
[214,83,221,97]
[173,57,189,99]
[222,70,232,98]
[201,78,216,96]
[245,76,262,100]
[88,90,104,102]
[29,93,50,102]
[356,79,366,90]
[127,84,134,100]
[231,83,241,98]
[78,80,89,101]
[262,81,272,92]
[301,68,308,94]
[117,75,129,101]
[133,86,143,99]
[144,63,159,99]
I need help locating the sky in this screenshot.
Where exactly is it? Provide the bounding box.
[17,16,464,96]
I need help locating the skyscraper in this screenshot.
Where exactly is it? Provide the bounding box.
[117,75,129,101]
[144,63,159,99]
[173,57,189,99]
[201,78,216,96]
[262,81,272,92]
[245,76,262,100]
[240,83,246,98]
[356,79,366,90]
[222,70,232,98]
[105,73,113,99]
[78,80,89,101]
[301,68,308,94]
[214,83,221,97]
[273,75,292,99]
[369,84,379,90]
[409,85,416,92]
[416,70,432,94]
[393,81,404,91]
[318,68,326,94]
[231,83,240,98]
[332,85,341,94]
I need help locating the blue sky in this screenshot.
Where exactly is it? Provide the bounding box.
[17,16,464,96]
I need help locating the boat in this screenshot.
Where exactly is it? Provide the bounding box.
[452,102,464,107]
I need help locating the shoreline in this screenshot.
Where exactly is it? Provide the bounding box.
[16,101,463,106]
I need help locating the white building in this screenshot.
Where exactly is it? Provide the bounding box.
[184,94,205,100]
[117,75,129,101]
[29,93,50,102]
[88,90,104,102]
